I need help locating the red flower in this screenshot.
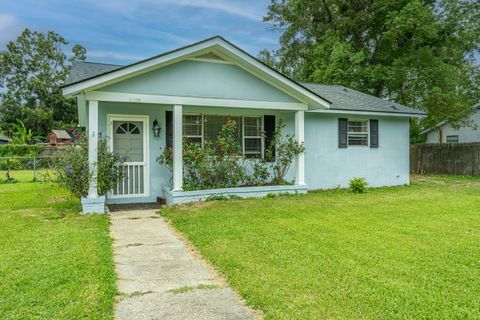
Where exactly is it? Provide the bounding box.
[220,145,225,149]
[227,117,231,121]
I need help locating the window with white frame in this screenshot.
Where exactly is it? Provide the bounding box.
[243,116,263,159]
[183,114,203,144]
[182,114,263,158]
[348,120,369,146]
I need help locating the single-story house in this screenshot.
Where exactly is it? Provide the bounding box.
[421,103,480,143]
[61,36,424,213]
[48,129,73,146]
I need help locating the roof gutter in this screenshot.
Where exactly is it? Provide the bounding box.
[309,108,426,118]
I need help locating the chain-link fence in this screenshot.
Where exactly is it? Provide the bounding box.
[0,156,55,183]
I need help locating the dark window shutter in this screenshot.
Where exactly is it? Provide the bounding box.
[338,118,348,148]
[264,115,275,161]
[370,119,379,148]
[166,110,173,148]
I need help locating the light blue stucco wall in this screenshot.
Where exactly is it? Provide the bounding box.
[101,60,299,103]
[426,109,480,143]
[301,113,410,189]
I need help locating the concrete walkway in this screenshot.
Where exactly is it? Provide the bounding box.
[110,210,256,320]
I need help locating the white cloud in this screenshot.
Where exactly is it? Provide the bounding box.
[151,0,262,21]
[88,50,147,62]
[78,0,262,21]
[0,13,23,47]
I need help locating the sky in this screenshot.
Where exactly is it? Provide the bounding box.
[0,0,281,65]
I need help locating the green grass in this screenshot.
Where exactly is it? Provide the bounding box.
[162,175,480,319]
[0,169,51,183]
[0,174,116,319]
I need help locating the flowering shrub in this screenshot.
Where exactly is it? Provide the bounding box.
[52,135,125,198]
[265,119,305,184]
[157,117,305,190]
[158,118,246,190]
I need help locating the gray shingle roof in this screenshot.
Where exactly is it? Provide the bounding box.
[65,60,423,116]
[302,83,424,115]
[66,61,121,85]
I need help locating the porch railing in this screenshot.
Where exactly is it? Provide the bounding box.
[112,162,145,197]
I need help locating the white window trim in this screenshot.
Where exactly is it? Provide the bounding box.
[183,113,204,145]
[347,119,369,147]
[243,116,264,159]
[182,113,265,158]
[446,135,459,143]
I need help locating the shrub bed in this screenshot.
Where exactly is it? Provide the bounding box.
[158,118,304,190]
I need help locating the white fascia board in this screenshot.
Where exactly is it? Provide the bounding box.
[309,108,426,118]
[85,91,308,111]
[419,120,447,135]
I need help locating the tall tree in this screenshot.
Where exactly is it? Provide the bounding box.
[0,28,86,137]
[263,0,480,129]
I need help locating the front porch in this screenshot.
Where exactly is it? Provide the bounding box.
[82,91,307,213]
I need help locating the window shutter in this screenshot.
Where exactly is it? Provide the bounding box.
[338,118,348,148]
[370,119,379,148]
[166,110,173,148]
[264,115,275,161]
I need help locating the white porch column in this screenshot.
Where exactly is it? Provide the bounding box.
[88,100,99,198]
[172,104,183,191]
[295,110,305,185]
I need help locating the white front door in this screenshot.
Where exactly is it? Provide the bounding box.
[108,115,149,198]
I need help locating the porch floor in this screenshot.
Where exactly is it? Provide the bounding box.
[110,210,255,320]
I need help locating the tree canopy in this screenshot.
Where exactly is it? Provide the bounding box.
[263,0,480,129]
[0,28,86,138]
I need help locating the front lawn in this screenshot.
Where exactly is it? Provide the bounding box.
[162,175,480,319]
[0,173,115,319]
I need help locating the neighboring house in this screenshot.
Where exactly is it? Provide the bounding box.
[48,130,72,146]
[61,36,424,213]
[0,136,11,145]
[421,103,480,143]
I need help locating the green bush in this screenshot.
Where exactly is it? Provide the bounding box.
[0,159,23,170]
[349,177,368,193]
[0,144,53,157]
[158,118,247,190]
[52,136,126,198]
[265,119,305,184]
[157,118,305,190]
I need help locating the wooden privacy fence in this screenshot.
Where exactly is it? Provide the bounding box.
[410,143,480,176]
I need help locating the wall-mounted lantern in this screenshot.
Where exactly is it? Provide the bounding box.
[152,118,161,137]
